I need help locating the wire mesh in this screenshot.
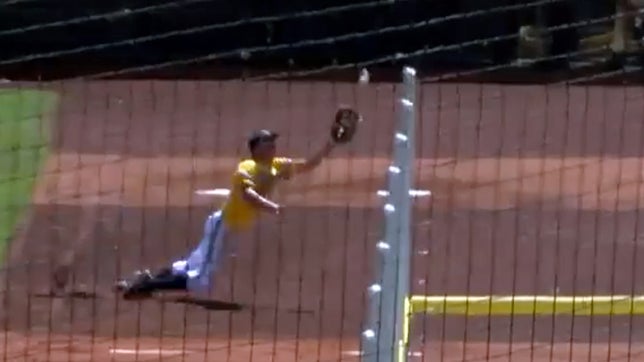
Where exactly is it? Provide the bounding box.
[1,1,644,361]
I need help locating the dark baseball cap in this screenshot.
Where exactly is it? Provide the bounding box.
[248,129,279,151]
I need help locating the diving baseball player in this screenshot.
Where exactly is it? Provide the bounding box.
[114,107,361,300]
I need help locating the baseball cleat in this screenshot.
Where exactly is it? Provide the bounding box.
[114,269,154,300]
[133,269,153,279]
[113,279,129,292]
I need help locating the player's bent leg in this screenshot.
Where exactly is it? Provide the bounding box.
[116,210,228,300]
[171,210,228,296]
[115,267,189,300]
[114,269,153,299]
[130,269,188,294]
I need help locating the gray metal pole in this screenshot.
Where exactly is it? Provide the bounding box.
[394,66,417,362]
[362,166,404,361]
[361,66,417,362]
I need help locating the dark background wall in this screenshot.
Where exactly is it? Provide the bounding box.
[0,0,634,82]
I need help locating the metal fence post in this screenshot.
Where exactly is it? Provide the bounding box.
[395,66,417,361]
[361,66,417,362]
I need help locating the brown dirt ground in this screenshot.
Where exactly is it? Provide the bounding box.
[2,80,644,361]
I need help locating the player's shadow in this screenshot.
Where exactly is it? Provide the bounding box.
[32,290,244,312]
[159,295,244,311]
[158,295,315,315]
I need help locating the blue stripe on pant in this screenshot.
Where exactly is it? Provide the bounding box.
[171,210,226,295]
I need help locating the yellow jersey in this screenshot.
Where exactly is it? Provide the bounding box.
[222,157,292,230]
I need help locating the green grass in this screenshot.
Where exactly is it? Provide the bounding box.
[0,89,58,262]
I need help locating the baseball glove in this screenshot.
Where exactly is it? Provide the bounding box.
[331,107,361,144]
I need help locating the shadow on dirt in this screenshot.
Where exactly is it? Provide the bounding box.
[158,295,244,311]
[31,289,243,311]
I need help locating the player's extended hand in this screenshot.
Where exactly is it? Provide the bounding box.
[330,106,361,144]
[266,202,282,216]
[274,204,284,216]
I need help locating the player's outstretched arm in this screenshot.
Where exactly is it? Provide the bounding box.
[283,139,336,177]
[281,106,360,178]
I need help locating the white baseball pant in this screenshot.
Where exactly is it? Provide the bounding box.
[170,210,229,295]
